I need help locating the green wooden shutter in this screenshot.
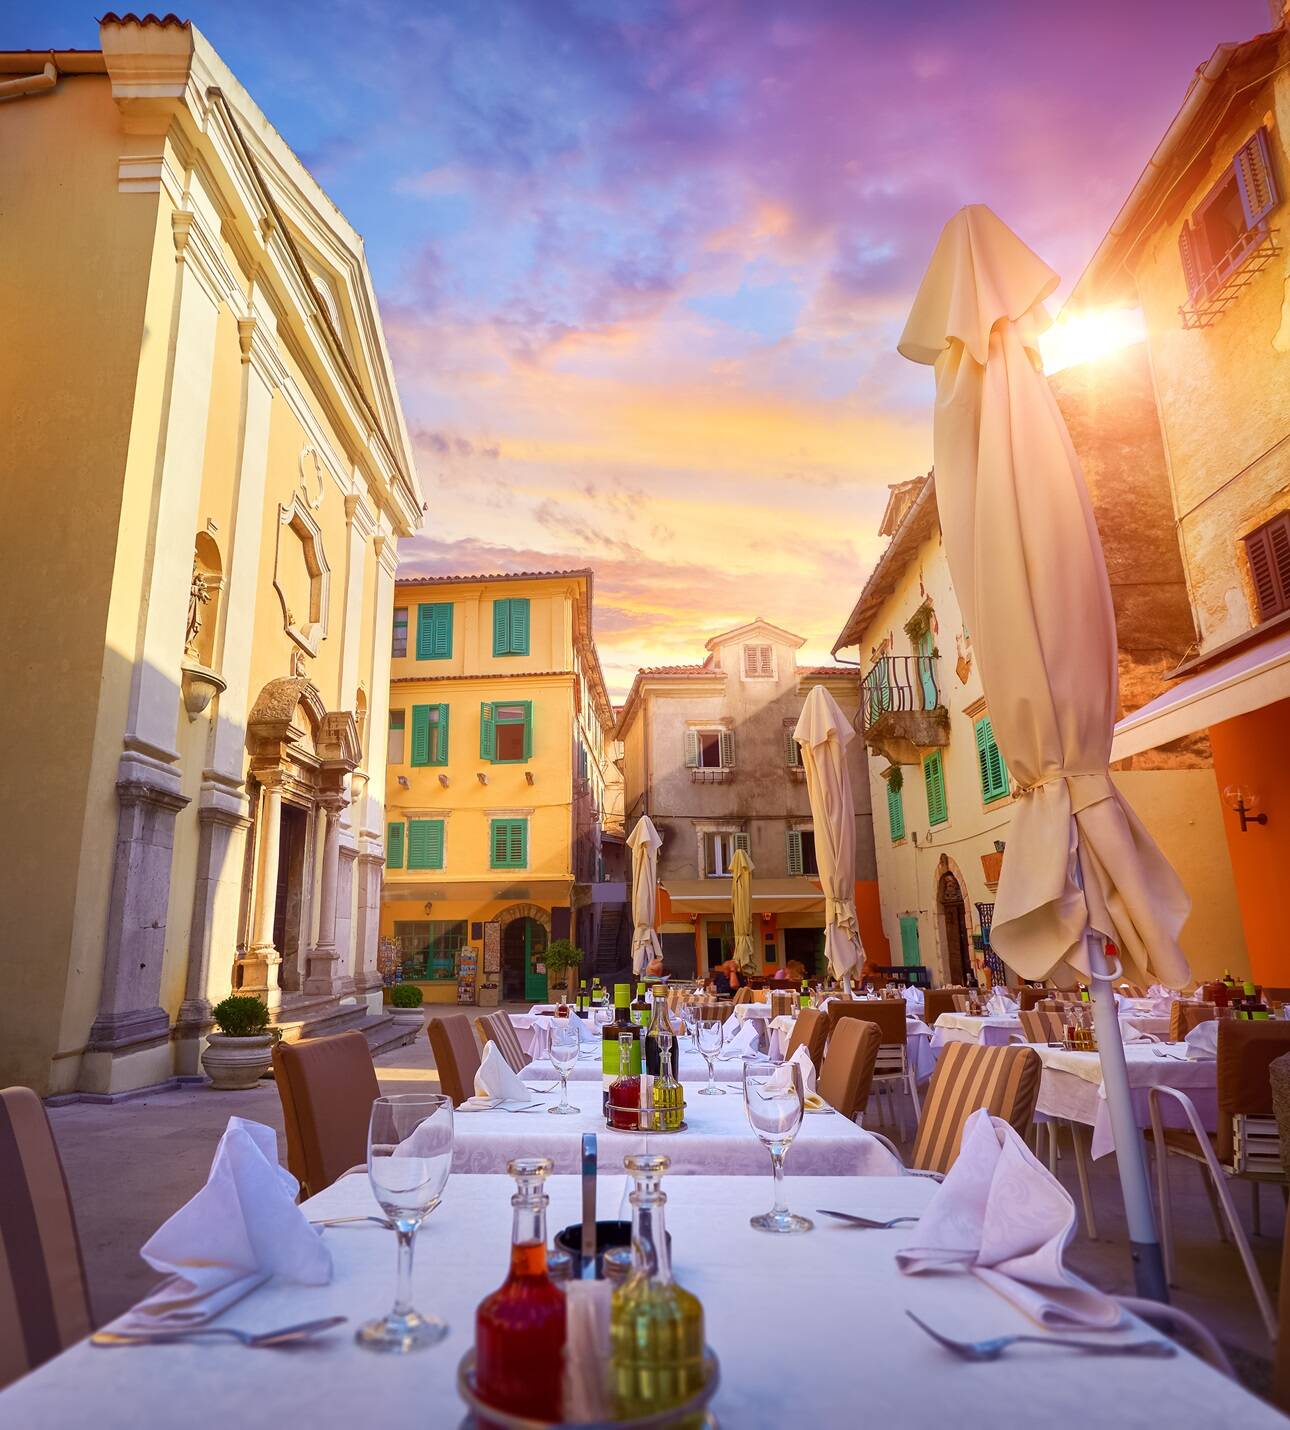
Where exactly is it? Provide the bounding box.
[386,822,404,869]
[416,604,437,660]
[490,819,508,868]
[684,731,700,767]
[492,600,510,656]
[410,705,432,766]
[887,780,905,842]
[521,699,533,759]
[899,915,920,967]
[786,829,803,875]
[431,603,453,659]
[975,715,1009,802]
[509,820,527,867]
[490,819,526,869]
[719,729,734,768]
[429,704,450,765]
[408,818,444,870]
[509,598,530,655]
[479,702,495,760]
[924,751,948,826]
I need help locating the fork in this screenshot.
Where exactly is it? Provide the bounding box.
[92,1316,348,1349]
[905,1311,1175,1361]
[309,1215,390,1230]
[817,1208,920,1229]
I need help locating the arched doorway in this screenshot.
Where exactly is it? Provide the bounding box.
[502,918,548,1002]
[937,871,971,986]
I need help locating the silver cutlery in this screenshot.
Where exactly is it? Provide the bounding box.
[309,1215,390,1230]
[905,1311,1175,1362]
[92,1316,348,1349]
[817,1208,920,1229]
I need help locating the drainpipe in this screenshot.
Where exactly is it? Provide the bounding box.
[0,60,58,102]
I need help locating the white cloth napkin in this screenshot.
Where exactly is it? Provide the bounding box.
[473,1041,533,1100]
[986,991,1019,1018]
[896,1109,1123,1330]
[1185,1020,1219,1061]
[120,1117,331,1331]
[718,1019,761,1059]
[901,986,925,1015]
[768,1014,796,1061]
[763,1046,823,1110]
[1118,1020,1156,1044]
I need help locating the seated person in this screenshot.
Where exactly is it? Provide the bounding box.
[711,960,741,998]
[645,951,666,979]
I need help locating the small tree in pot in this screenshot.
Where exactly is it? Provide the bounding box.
[542,938,584,999]
[201,995,277,1090]
[388,982,425,1038]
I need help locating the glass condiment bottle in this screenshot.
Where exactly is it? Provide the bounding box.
[475,1157,566,1422]
[645,989,679,1078]
[610,1154,705,1419]
[603,985,641,1100]
[651,1027,684,1131]
[608,1031,642,1130]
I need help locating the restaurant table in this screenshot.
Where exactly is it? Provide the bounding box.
[932,1012,1021,1048]
[523,1048,754,1084]
[1034,1043,1219,1158]
[513,1006,612,1056]
[449,1079,898,1176]
[6,1172,1280,1430]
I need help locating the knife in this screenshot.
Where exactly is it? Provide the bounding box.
[581,1134,597,1279]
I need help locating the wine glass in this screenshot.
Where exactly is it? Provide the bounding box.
[743,1063,813,1234]
[357,1094,454,1352]
[548,1018,580,1115]
[695,1018,725,1096]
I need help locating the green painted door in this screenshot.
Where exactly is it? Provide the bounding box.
[917,628,938,710]
[523,920,549,1002]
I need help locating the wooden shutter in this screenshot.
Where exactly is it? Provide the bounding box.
[887,780,905,842]
[386,822,404,869]
[416,604,437,660]
[684,730,700,767]
[520,700,534,760]
[975,715,1009,802]
[430,704,450,764]
[733,831,751,856]
[924,751,948,826]
[509,820,527,868]
[1245,514,1290,621]
[509,598,530,655]
[1235,127,1279,229]
[786,829,803,875]
[719,729,734,768]
[410,705,432,766]
[479,702,495,760]
[490,820,509,868]
[492,600,510,656]
[408,819,444,870]
[1177,223,1202,302]
[785,729,801,767]
[432,604,453,658]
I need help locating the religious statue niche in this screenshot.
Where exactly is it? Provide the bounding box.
[184,532,223,668]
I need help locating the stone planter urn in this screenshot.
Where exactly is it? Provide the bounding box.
[201,1033,275,1090]
[389,1008,425,1038]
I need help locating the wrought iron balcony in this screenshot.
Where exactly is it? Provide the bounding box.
[861,655,948,765]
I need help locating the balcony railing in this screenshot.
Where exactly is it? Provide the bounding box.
[862,655,940,730]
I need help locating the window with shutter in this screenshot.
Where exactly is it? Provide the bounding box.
[923,751,948,827]
[1184,127,1282,304]
[785,728,802,767]
[684,730,701,767]
[490,701,532,763]
[489,818,527,869]
[786,829,803,876]
[742,643,774,679]
[391,607,409,659]
[492,598,531,656]
[410,705,432,766]
[1235,127,1279,228]
[974,714,1010,803]
[388,710,406,766]
[886,780,905,842]
[416,603,453,660]
[732,831,751,856]
[386,822,404,869]
[429,704,450,764]
[718,729,734,768]
[1178,224,1201,302]
[407,818,445,870]
[1244,512,1290,622]
[479,702,495,760]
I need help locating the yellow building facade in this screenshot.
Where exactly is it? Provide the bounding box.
[381,572,618,1004]
[0,17,421,1095]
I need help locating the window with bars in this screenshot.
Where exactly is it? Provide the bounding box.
[974,713,1010,803]
[786,828,818,877]
[923,750,948,827]
[886,779,905,842]
[492,598,531,656]
[742,643,774,679]
[784,724,802,767]
[704,830,749,877]
[386,821,404,869]
[490,818,528,869]
[407,818,445,870]
[684,728,734,769]
[480,701,532,763]
[1244,512,1290,623]
[410,704,449,766]
[1179,127,1280,305]
[391,607,408,659]
[388,710,406,766]
[415,602,453,660]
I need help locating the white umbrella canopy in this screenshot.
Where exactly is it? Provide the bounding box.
[626,815,664,976]
[898,204,1189,1298]
[793,685,865,987]
[730,846,758,976]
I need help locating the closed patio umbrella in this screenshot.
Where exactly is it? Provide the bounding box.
[793,685,865,992]
[731,846,758,977]
[898,204,1190,1299]
[627,815,663,976]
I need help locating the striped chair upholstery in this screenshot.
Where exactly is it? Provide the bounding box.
[733,986,753,1007]
[818,1019,880,1121]
[689,1001,735,1026]
[785,1008,829,1073]
[1018,1009,1066,1043]
[1038,999,1093,1028]
[0,1087,92,1390]
[770,991,797,1019]
[909,1042,1042,1176]
[273,1031,379,1200]
[429,1014,483,1106]
[475,1011,528,1073]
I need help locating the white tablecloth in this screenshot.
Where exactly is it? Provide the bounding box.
[6,1172,1278,1429]
[1034,1044,1218,1158]
[513,1006,612,1055]
[450,1079,897,1176]
[767,1013,937,1083]
[933,1013,1020,1048]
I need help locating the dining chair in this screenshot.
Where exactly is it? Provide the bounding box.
[908,1042,1042,1176]
[1018,1009,1066,1043]
[733,986,753,1007]
[1146,1020,1290,1339]
[690,1000,736,1026]
[0,1087,93,1391]
[769,990,797,1019]
[922,987,968,1027]
[827,1001,921,1136]
[272,1031,379,1201]
[784,1007,829,1074]
[818,1019,880,1122]
[474,1010,529,1073]
[428,1014,484,1106]
[1168,1001,1223,1043]
[1016,986,1048,1012]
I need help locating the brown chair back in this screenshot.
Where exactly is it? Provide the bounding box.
[690,1001,735,1025]
[428,1014,482,1106]
[1016,986,1047,1012]
[785,1007,829,1073]
[0,1087,92,1390]
[1216,1021,1290,1165]
[273,1031,379,1201]
[770,991,797,1019]
[818,1020,880,1121]
[474,1011,528,1073]
[923,988,967,1026]
[909,1042,1042,1175]
[1169,1002,1218,1043]
[733,986,753,1006]
[1018,1009,1065,1043]
[829,999,905,1048]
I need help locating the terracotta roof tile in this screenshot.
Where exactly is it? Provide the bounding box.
[99,12,192,26]
[396,568,591,586]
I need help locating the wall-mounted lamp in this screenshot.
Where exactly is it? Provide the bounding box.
[438,773,450,788]
[477,772,488,786]
[397,775,410,789]
[1224,785,1268,833]
[525,770,535,785]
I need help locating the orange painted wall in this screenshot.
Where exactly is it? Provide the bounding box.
[1208,698,1290,986]
[855,879,892,965]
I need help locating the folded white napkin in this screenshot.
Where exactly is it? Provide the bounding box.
[763,1046,823,1110]
[1185,1020,1219,1061]
[986,992,1018,1018]
[1118,1020,1156,1044]
[768,1013,796,1062]
[718,1019,761,1059]
[901,986,925,1014]
[473,1041,533,1100]
[121,1117,331,1331]
[896,1109,1122,1329]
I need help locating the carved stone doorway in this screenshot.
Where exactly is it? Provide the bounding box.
[937,870,971,986]
[272,801,310,992]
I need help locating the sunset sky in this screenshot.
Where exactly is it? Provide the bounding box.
[12,1,1271,695]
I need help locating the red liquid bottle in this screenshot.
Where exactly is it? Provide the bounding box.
[475,1156,567,1423]
[608,1030,642,1131]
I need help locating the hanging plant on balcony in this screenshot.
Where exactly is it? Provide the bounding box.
[903,602,933,645]
[886,765,903,793]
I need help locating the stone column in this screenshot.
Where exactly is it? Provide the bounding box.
[238,777,284,1008]
[304,797,346,996]
[335,843,358,1000]
[355,851,386,1009]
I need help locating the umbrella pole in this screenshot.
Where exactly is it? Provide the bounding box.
[1087,934,1169,1302]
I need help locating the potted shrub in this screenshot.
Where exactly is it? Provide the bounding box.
[542,938,583,1000]
[201,995,276,1090]
[388,982,425,1034]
